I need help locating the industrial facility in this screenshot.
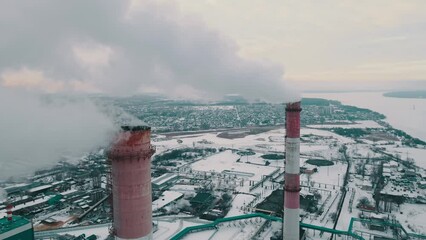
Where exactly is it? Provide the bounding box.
[104,103,303,239]
[104,103,304,240]
[1,102,303,240]
[2,100,426,240]
[0,205,34,240]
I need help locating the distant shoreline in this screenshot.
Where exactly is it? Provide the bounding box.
[383,91,426,99]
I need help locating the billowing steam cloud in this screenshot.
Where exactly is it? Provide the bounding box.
[0,0,299,179]
[0,0,299,102]
[0,188,6,202]
[0,87,116,179]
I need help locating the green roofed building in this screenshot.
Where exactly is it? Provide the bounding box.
[0,216,34,240]
[190,192,214,205]
[190,192,214,213]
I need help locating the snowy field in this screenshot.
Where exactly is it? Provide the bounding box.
[154,217,207,240]
[346,144,381,159]
[307,120,384,129]
[336,178,375,230]
[301,128,354,144]
[191,150,277,182]
[384,145,426,169]
[398,203,426,235]
[155,128,287,155]
[181,218,267,240]
[301,161,347,186]
[226,194,255,217]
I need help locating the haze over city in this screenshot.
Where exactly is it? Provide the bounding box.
[0,1,425,240]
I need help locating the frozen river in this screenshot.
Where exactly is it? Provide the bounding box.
[303,92,426,142]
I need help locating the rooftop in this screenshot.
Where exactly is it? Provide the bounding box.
[28,184,52,193]
[153,191,183,211]
[152,173,179,186]
[190,192,214,204]
[0,216,31,234]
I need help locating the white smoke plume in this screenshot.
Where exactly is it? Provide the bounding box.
[0,188,6,202]
[0,0,299,102]
[0,87,116,180]
[0,0,300,179]
[175,199,191,209]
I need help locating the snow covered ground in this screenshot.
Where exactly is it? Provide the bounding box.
[191,150,277,182]
[301,161,347,186]
[226,194,255,217]
[398,203,426,235]
[308,120,384,129]
[301,128,354,144]
[384,145,426,169]
[154,217,207,240]
[153,191,184,211]
[346,144,381,159]
[181,218,266,240]
[304,92,426,142]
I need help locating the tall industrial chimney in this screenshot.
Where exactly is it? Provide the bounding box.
[108,126,155,240]
[284,102,301,240]
[6,204,12,221]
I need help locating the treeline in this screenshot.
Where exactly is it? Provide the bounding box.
[388,128,426,146]
[331,127,426,146]
[331,128,368,138]
[340,105,386,120]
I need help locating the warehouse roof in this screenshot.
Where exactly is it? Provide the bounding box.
[0,216,31,234]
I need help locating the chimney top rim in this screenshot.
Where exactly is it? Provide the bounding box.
[121,125,151,131]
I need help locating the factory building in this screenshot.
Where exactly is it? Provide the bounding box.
[152,173,180,190]
[0,205,34,240]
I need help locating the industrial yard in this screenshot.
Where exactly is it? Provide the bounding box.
[3,0,426,238]
[1,98,426,240]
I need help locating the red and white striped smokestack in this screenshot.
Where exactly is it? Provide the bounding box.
[284,101,301,240]
[108,126,155,240]
[6,204,13,221]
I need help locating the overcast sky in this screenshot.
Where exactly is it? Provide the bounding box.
[1,0,425,99]
[175,0,426,85]
[0,0,300,101]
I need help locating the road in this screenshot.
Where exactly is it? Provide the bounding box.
[330,145,351,240]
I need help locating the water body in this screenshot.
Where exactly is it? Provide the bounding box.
[303,92,426,142]
[384,91,426,99]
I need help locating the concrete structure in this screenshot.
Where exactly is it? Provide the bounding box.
[108,126,155,240]
[6,204,12,221]
[284,102,302,240]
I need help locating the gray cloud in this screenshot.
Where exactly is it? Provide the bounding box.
[0,0,298,179]
[0,0,298,102]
